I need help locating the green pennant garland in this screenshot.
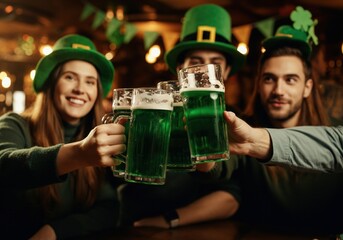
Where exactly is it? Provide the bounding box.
[107,28,125,47]
[255,18,275,38]
[143,31,159,50]
[106,19,122,37]
[80,3,95,21]
[124,23,137,43]
[92,10,106,29]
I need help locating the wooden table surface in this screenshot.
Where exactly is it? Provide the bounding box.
[77,219,337,240]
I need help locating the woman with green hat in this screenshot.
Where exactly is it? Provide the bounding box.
[0,34,125,239]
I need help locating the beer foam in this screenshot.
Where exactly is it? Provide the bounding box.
[132,104,173,111]
[180,87,224,93]
[132,93,173,111]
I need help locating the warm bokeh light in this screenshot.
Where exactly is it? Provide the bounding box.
[105,51,114,60]
[148,45,161,58]
[341,42,343,54]
[2,76,11,88]
[106,9,114,20]
[0,71,7,79]
[30,70,36,80]
[5,5,14,14]
[39,44,53,56]
[237,43,248,55]
[13,91,26,114]
[261,47,266,53]
[116,6,124,21]
[145,52,156,64]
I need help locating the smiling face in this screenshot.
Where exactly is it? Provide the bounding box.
[259,55,313,128]
[53,60,99,124]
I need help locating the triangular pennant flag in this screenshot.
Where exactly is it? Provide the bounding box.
[106,19,122,37]
[255,18,275,38]
[161,32,179,52]
[143,31,159,50]
[232,24,253,44]
[107,29,125,47]
[123,23,137,43]
[80,3,96,21]
[92,10,106,29]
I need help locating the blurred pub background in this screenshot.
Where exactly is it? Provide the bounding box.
[0,0,342,118]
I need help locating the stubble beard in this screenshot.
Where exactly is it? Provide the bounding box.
[265,100,303,124]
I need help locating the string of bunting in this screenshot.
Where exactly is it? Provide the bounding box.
[80,2,276,51]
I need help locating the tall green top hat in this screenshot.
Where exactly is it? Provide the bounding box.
[262,6,318,59]
[33,34,114,98]
[165,4,245,76]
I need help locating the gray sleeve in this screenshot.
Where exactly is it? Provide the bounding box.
[265,126,343,173]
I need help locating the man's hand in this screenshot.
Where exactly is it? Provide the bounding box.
[224,111,271,160]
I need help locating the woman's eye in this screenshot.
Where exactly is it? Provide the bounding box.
[64,74,74,80]
[86,80,96,85]
[263,77,273,83]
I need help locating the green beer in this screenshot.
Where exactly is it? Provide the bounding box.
[157,80,195,172]
[125,88,173,185]
[181,88,229,162]
[168,104,194,171]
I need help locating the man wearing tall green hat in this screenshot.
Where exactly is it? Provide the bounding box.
[165,4,245,80]
[227,6,343,233]
[119,4,242,229]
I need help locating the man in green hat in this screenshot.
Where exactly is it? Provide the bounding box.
[119,4,242,229]
[165,4,245,79]
[165,4,246,115]
[227,6,343,233]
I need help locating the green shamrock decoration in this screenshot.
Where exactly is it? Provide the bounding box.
[290,6,313,32]
[307,19,319,45]
[290,6,318,45]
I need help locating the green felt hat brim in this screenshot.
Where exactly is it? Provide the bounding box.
[34,49,114,98]
[262,37,311,59]
[165,41,245,77]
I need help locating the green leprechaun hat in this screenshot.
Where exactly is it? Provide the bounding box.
[165,4,245,76]
[33,34,114,98]
[262,6,319,59]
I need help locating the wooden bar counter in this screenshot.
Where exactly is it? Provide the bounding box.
[77,219,336,240]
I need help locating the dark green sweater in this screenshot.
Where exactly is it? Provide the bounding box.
[0,112,119,239]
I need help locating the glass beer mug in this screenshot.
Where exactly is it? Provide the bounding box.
[178,64,230,163]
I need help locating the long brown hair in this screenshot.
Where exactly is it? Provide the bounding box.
[22,62,105,214]
[244,47,330,127]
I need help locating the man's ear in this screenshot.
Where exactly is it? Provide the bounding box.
[303,78,313,98]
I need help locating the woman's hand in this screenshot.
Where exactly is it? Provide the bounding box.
[56,123,126,175]
[79,123,126,166]
[29,225,56,240]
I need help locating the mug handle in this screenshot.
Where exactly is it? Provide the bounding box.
[101,113,130,164]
